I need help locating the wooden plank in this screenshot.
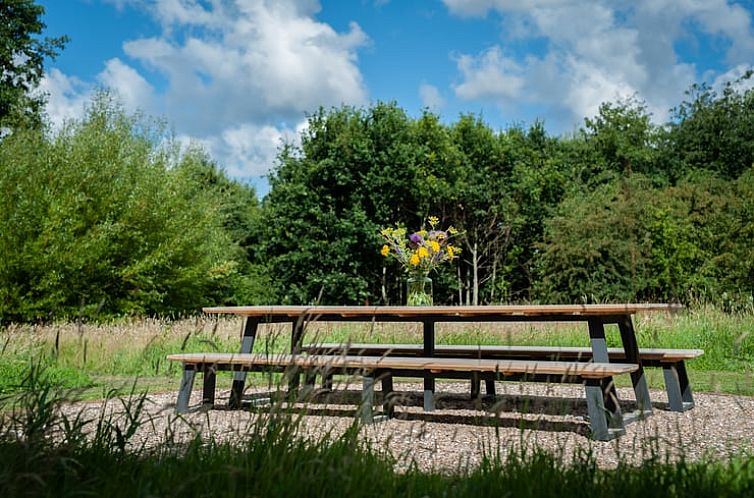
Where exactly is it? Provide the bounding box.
[166,353,638,378]
[202,304,682,318]
[301,343,704,360]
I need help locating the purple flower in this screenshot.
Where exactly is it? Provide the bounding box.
[409,233,423,247]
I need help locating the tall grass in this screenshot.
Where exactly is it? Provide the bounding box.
[1,364,753,497]
[1,307,752,396]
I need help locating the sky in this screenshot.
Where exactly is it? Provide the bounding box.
[38,0,754,196]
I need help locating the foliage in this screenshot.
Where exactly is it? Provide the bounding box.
[664,72,754,180]
[0,0,68,130]
[0,93,268,323]
[6,12,754,314]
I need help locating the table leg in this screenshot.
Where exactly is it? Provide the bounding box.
[423,320,435,412]
[588,319,619,415]
[360,375,375,423]
[381,373,395,417]
[229,317,259,409]
[618,315,653,416]
[202,366,216,408]
[176,365,196,414]
[288,320,305,392]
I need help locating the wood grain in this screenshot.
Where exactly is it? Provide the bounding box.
[166,352,638,379]
[202,304,682,319]
[301,343,704,361]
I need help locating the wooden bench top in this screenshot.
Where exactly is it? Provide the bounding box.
[167,353,638,379]
[301,343,704,361]
[202,304,682,319]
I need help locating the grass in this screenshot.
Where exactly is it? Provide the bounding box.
[2,364,754,498]
[1,306,753,396]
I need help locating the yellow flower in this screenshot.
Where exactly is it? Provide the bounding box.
[418,229,428,237]
[428,216,439,228]
[448,226,458,235]
[380,245,390,257]
[429,240,440,253]
[418,247,429,259]
[447,246,455,258]
[410,253,420,266]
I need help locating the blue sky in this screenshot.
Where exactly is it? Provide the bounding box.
[39,0,754,196]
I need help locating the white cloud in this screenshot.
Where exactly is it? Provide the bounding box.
[419,83,446,110]
[186,121,304,178]
[453,47,524,102]
[38,69,90,127]
[98,58,157,113]
[45,0,369,178]
[711,63,754,94]
[445,0,754,126]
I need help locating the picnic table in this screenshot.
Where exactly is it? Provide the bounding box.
[169,304,692,441]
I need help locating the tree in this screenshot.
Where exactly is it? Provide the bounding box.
[0,93,261,322]
[664,72,754,180]
[580,96,661,182]
[0,0,68,129]
[450,114,508,305]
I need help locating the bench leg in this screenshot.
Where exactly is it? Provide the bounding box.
[484,379,496,398]
[470,375,481,400]
[230,318,259,409]
[304,371,317,387]
[322,373,334,391]
[360,375,375,423]
[202,367,216,408]
[663,362,695,411]
[585,379,625,441]
[423,375,435,412]
[381,374,394,417]
[176,366,196,414]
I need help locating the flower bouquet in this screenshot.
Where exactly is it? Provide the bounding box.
[380,216,460,305]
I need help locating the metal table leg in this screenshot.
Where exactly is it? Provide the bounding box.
[618,315,653,416]
[423,320,435,412]
[229,317,259,409]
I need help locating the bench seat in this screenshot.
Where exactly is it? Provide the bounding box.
[301,343,701,412]
[166,352,638,377]
[167,352,638,441]
[300,343,703,362]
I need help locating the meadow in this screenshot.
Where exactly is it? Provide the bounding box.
[2,306,754,497]
[2,306,753,397]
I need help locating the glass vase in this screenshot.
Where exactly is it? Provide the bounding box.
[406,276,433,306]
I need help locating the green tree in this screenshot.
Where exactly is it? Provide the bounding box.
[534,175,724,304]
[580,96,661,182]
[664,73,754,180]
[0,0,68,129]
[260,103,458,305]
[0,94,260,322]
[449,114,508,305]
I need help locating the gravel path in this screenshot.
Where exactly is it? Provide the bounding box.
[63,381,754,472]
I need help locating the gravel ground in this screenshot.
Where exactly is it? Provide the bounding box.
[61,380,754,472]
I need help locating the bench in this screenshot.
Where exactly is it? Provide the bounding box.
[301,344,702,412]
[167,352,639,441]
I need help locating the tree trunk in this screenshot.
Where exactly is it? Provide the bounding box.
[464,268,471,306]
[472,240,479,306]
[456,263,463,305]
[490,254,497,303]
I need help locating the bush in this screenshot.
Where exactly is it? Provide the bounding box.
[0,93,264,322]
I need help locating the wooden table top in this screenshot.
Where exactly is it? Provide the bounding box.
[202,304,682,318]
